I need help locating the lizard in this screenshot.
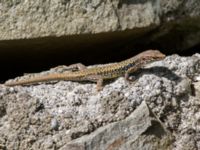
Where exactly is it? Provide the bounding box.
[4,50,166,91]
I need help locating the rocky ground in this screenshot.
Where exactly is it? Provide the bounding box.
[0,53,200,149]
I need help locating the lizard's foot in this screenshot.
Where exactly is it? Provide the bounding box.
[96,78,104,91]
[96,86,103,91]
[125,72,133,82]
[50,65,70,73]
[124,72,138,86]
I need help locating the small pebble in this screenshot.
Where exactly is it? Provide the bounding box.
[51,118,59,130]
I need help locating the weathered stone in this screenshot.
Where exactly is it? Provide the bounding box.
[0,53,200,149]
[0,0,199,40]
[61,101,172,150]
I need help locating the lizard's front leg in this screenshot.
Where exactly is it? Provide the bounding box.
[125,67,138,82]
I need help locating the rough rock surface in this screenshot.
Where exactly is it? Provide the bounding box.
[0,53,200,149]
[0,0,199,39]
[61,101,172,150]
[0,0,200,51]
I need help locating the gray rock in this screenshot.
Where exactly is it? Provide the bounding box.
[61,101,172,150]
[0,0,200,52]
[0,0,199,40]
[0,54,200,149]
[51,118,59,131]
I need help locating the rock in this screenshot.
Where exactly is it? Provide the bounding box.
[0,54,200,149]
[61,101,172,150]
[173,80,200,150]
[0,0,199,40]
[194,80,200,98]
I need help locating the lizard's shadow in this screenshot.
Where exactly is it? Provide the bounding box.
[103,66,181,85]
[129,66,181,82]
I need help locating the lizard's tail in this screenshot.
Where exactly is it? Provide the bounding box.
[4,73,77,86]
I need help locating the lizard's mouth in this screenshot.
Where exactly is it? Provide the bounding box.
[158,53,166,59]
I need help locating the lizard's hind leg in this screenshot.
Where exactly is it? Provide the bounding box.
[51,63,87,72]
[86,75,104,91]
[96,78,103,91]
[67,63,87,71]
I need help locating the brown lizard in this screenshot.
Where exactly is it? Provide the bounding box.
[4,50,166,91]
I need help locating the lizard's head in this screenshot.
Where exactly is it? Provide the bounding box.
[139,50,166,61]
